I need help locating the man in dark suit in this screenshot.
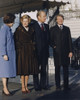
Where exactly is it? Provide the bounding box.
[50,14,73,91]
[33,11,50,91]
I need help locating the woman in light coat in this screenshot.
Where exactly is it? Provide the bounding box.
[0,13,16,96]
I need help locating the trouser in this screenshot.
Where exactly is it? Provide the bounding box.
[55,65,69,88]
[33,65,47,89]
[33,51,48,89]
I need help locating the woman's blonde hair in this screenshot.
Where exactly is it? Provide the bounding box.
[20,15,31,24]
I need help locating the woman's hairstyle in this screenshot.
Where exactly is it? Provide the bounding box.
[20,15,31,24]
[3,13,15,24]
[55,14,64,20]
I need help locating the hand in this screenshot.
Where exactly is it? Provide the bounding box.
[54,46,56,48]
[68,52,73,58]
[3,55,8,61]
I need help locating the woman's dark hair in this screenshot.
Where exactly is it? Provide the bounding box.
[3,13,15,24]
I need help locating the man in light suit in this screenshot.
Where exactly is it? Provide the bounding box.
[33,11,50,91]
[50,14,73,91]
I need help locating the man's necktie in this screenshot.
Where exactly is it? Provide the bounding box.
[60,25,63,30]
[41,24,44,31]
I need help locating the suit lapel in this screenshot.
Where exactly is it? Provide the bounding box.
[35,22,42,32]
[35,22,47,32]
[44,24,47,31]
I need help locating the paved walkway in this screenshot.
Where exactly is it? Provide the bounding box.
[0,68,80,100]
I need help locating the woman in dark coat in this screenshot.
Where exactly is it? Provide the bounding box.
[14,15,38,93]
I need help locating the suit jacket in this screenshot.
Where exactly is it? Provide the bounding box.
[33,22,50,63]
[50,25,72,66]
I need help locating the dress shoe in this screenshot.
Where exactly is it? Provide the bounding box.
[22,91,27,94]
[56,87,61,91]
[2,90,12,96]
[35,87,42,91]
[42,87,49,90]
[26,89,31,93]
[64,87,71,91]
